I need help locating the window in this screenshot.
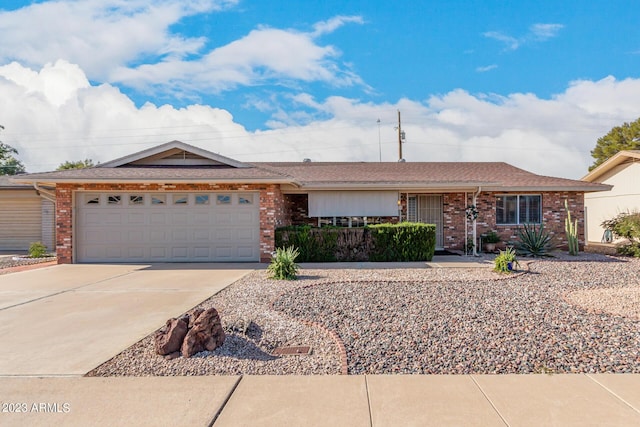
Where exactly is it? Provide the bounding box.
[85,195,100,205]
[216,194,231,205]
[173,194,188,205]
[195,195,209,205]
[238,194,253,205]
[107,195,121,205]
[496,195,541,225]
[151,195,165,205]
[129,195,144,205]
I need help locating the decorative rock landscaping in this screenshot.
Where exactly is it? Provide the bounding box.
[88,253,640,376]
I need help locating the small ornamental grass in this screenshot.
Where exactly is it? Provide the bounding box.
[267,246,300,280]
[28,241,48,258]
[494,247,519,273]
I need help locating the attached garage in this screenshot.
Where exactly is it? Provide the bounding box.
[0,176,55,252]
[75,191,260,262]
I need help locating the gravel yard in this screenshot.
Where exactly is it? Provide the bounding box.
[88,253,640,376]
[0,254,57,273]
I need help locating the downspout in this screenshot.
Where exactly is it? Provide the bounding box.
[472,186,482,256]
[464,192,468,255]
[34,183,56,204]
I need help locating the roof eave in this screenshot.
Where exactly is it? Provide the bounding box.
[582,150,640,182]
[482,184,613,192]
[10,177,296,185]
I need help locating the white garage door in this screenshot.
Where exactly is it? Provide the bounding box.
[76,192,260,262]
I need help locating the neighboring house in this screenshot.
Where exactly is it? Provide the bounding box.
[0,175,55,252]
[582,150,640,243]
[12,140,609,264]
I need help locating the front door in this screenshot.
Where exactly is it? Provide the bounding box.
[408,195,444,248]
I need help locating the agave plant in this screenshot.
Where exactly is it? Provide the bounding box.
[267,246,300,280]
[515,223,554,257]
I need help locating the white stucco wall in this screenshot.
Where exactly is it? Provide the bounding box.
[584,162,640,243]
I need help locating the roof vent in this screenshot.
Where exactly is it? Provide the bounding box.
[303,158,312,163]
[398,158,406,163]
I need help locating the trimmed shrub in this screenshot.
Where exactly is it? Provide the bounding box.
[275,222,436,262]
[368,222,436,262]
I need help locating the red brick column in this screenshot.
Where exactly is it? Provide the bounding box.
[259,185,289,262]
[55,184,74,264]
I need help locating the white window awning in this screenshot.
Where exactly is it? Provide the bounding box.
[308,191,399,217]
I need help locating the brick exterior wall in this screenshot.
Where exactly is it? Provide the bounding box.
[391,191,585,252]
[440,191,585,251]
[54,183,289,264]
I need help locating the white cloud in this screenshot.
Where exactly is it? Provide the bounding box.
[111,23,366,95]
[476,64,498,73]
[484,23,564,51]
[2,62,640,179]
[483,31,520,51]
[530,23,564,41]
[0,2,365,97]
[0,1,235,80]
[311,16,365,37]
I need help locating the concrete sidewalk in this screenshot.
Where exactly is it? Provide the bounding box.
[1,374,639,426]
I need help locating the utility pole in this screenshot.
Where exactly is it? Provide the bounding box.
[377,118,382,162]
[397,110,406,161]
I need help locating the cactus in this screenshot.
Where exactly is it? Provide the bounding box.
[564,199,579,256]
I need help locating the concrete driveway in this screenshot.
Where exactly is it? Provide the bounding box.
[0,263,255,376]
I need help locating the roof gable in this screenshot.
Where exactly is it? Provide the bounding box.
[98,140,251,169]
[582,150,640,183]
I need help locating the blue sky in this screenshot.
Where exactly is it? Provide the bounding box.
[1,0,640,177]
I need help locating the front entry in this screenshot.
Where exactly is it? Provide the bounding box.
[408,195,444,248]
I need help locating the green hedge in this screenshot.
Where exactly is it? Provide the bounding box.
[275,222,436,262]
[368,223,436,262]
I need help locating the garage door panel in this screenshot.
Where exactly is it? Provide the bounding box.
[192,212,210,225]
[105,231,122,243]
[235,211,254,223]
[215,213,233,224]
[149,230,167,243]
[237,246,255,258]
[193,247,211,258]
[150,247,167,259]
[215,247,232,258]
[77,192,259,262]
[128,230,144,242]
[149,213,166,225]
[127,212,145,224]
[236,228,255,241]
[172,213,188,225]
[192,229,211,241]
[105,247,122,258]
[127,247,145,259]
[172,229,188,241]
[171,247,188,259]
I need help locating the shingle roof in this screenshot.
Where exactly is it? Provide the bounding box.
[254,161,609,192]
[0,175,32,189]
[10,139,610,192]
[11,165,291,183]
